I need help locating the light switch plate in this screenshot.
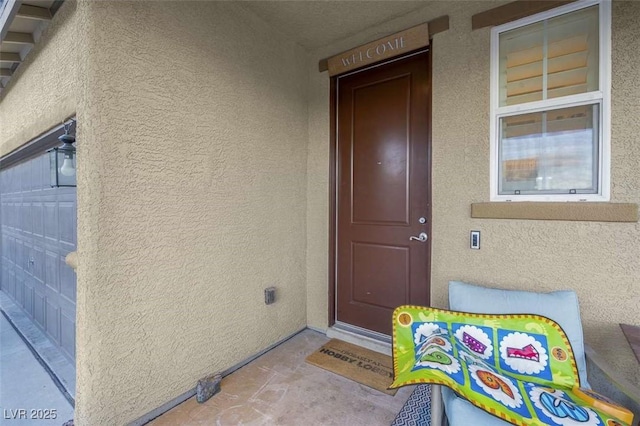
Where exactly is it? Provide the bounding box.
[470,231,480,249]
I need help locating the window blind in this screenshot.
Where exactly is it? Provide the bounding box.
[499,5,599,107]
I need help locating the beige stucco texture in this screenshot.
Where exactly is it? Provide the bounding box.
[1,0,639,424]
[0,1,79,157]
[306,0,640,385]
[75,1,309,424]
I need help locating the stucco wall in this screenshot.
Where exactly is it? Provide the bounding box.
[306,0,640,384]
[0,1,79,157]
[76,1,309,424]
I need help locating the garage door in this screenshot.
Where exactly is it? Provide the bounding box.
[0,152,77,362]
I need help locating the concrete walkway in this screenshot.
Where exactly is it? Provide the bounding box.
[0,314,74,425]
[149,329,413,425]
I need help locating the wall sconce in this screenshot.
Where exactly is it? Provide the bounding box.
[48,121,76,187]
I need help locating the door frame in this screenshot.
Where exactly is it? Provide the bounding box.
[328,46,434,329]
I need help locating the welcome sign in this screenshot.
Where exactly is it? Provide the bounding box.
[327,23,430,76]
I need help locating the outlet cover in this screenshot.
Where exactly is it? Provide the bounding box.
[265,287,276,305]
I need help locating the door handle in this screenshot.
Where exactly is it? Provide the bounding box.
[409,232,428,242]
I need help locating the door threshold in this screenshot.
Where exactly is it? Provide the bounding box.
[326,322,391,356]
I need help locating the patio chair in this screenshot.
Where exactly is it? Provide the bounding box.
[435,280,591,426]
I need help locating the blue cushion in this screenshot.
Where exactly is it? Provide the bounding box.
[442,281,590,426]
[448,280,588,387]
[442,386,510,426]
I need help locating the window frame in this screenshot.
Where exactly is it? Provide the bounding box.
[489,0,611,202]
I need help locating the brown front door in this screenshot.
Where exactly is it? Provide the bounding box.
[335,50,431,336]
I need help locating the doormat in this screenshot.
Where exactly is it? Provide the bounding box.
[305,339,397,395]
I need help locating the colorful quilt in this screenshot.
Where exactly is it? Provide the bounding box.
[390,306,634,426]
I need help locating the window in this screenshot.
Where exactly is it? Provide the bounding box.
[490,1,611,201]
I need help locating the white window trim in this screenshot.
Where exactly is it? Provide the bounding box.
[489,0,611,202]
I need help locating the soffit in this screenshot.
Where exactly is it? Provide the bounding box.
[0,0,59,92]
[239,1,427,50]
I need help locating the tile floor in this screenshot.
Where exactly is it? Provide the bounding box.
[149,329,414,425]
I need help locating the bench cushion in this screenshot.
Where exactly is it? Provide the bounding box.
[448,281,588,386]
